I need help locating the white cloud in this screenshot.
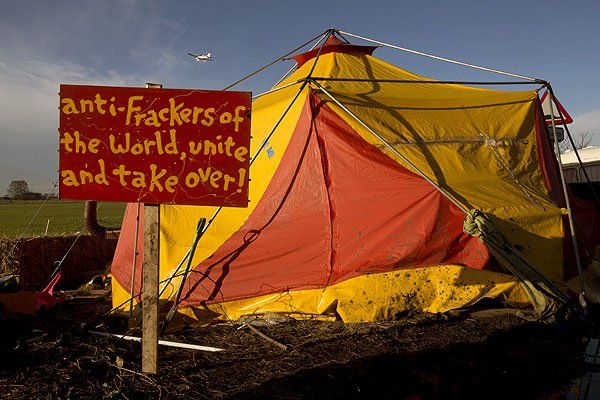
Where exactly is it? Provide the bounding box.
[0,58,138,131]
[571,110,600,135]
[0,1,191,194]
[0,58,141,192]
[128,17,189,78]
[0,2,191,193]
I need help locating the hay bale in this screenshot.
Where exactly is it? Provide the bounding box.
[0,234,118,290]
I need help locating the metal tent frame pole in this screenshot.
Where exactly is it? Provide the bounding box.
[253,79,304,100]
[546,85,587,302]
[305,29,334,78]
[337,29,543,83]
[311,79,468,213]
[547,86,600,210]
[310,77,543,86]
[223,30,328,90]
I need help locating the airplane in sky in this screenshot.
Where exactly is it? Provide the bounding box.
[187,52,213,62]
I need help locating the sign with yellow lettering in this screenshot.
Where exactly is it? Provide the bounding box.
[58,85,251,206]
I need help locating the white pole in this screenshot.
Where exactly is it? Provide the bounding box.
[89,331,224,352]
[45,219,50,235]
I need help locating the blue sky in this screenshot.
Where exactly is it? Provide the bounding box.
[1,0,599,192]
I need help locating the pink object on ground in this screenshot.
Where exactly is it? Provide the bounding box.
[35,271,63,312]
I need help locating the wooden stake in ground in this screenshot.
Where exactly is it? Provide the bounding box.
[142,203,159,374]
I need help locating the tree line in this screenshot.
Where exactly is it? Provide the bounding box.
[4,180,57,200]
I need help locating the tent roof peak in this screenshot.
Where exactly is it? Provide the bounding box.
[291,34,379,68]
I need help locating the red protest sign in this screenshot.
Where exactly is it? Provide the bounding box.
[58,85,251,207]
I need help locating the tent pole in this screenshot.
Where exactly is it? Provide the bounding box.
[337,29,542,83]
[310,77,541,86]
[335,30,352,43]
[306,29,335,78]
[547,86,587,304]
[272,31,330,88]
[547,86,600,210]
[162,218,206,330]
[253,79,304,100]
[312,80,468,214]
[223,30,328,90]
[158,247,191,298]
[128,202,141,321]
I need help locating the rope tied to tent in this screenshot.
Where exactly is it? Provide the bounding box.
[463,209,569,319]
[463,209,497,239]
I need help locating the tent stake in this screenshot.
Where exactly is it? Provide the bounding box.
[242,323,288,351]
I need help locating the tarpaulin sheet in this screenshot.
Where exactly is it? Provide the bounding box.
[111,43,599,322]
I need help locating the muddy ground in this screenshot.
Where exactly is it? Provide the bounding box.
[0,296,598,399]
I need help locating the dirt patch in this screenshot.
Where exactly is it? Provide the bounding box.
[0,297,597,399]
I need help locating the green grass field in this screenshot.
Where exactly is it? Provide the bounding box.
[0,200,126,237]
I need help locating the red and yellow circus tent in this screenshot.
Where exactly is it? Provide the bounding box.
[111,32,600,323]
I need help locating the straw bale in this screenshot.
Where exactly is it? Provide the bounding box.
[0,234,117,290]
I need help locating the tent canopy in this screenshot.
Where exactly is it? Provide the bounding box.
[111,31,599,323]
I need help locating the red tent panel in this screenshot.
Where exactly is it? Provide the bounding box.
[180,95,489,306]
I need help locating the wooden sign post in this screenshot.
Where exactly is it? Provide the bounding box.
[140,82,162,375]
[141,203,159,374]
[58,82,252,375]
